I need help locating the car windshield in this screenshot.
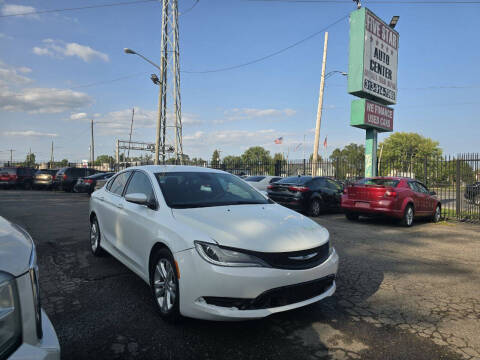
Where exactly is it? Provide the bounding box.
[0,168,16,175]
[155,171,270,209]
[359,178,400,187]
[245,176,265,182]
[276,176,312,185]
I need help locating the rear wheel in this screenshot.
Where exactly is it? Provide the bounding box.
[150,248,180,322]
[309,198,321,217]
[90,217,105,256]
[345,212,359,221]
[432,204,441,223]
[401,204,414,227]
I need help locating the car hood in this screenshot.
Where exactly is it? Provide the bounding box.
[0,216,32,276]
[172,204,329,252]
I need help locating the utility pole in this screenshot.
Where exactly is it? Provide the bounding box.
[50,141,54,169]
[115,140,120,169]
[127,108,135,160]
[312,32,328,176]
[90,119,95,167]
[8,149,15,165]
[155,0,183,165]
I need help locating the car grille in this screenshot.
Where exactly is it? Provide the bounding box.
[204,275,335,310]
[251,242,330,270]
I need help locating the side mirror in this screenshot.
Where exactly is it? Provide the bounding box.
[125,193,149,206]
[429,191,436,196]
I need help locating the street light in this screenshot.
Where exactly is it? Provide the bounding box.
[124,47,163,165]
[389,16,400,29]
[325,70,348,79]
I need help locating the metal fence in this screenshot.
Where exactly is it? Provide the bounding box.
[3,154,479,223]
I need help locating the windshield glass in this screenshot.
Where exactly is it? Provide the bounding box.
[244,176,265,182]
[359,178,400,187]
[0,168,16,175]
[155,171,270,208]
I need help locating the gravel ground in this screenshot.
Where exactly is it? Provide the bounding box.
[0,190,479,360]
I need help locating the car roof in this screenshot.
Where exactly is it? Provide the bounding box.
[369,176,411,181]
[121,165,226,174]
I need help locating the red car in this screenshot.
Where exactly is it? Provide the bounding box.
[341,177,441,226]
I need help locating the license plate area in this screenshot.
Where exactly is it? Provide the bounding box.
[355,201,370,208]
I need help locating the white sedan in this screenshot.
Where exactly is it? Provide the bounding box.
[0,216,60,360]
[89,165,338,321]
[244,175,282,192]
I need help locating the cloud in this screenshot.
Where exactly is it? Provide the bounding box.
[3,130,58,137]
[0,66,33,87]
[70,112,88,120]
[215,107,296,124]
[0,87,93,113]
[1,4,38,19]
[0,33,13,40]
[33,39,109,62]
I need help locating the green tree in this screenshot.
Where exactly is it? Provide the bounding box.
[60,159,68,167]
[329,143,365,179]
[223,155,242,166]
[241,146,272,163]
[24,152,36,167]
[378,132,442,181]
[211,149,221,166]
[95,154,114,165]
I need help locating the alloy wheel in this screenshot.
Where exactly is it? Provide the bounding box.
[153,259,177,313]
[406,206,414,226]
[90,222,98,252]
[434,206,441,222]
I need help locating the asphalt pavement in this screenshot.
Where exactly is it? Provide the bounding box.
[0,190,479,360]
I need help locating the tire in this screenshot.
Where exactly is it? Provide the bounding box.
[401,204,414,227]
[345,212,359,221]
[474,194,480,206]
[308,198,322,217]
[432,204,441,223]
[149,248,180,322]
[90,217,106,256]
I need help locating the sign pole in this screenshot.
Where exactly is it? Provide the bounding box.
[365,128,378,177]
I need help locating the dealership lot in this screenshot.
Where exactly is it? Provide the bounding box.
[0,190,479,360]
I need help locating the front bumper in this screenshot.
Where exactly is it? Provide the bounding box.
[9,310,60,360]
[175,247,339,321]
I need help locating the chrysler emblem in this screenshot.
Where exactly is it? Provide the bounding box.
[288,252,318,261]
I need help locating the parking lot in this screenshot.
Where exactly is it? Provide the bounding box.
[1,190,479,360]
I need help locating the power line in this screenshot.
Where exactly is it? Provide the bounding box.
[0,0,158,18]
[180,0,200,15]
[246,0,480,4]
[182,14,348,73]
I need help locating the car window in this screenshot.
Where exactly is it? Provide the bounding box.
[415,182,429,194]
[269,177,281,184]
[361,178,400,187]
[0,168,16,175]
[326,179,342,191]
[125,171,155,203]
[312,178,327,188]
[277,176,312,185]
[109,171,131,195]
[155,171,269,208]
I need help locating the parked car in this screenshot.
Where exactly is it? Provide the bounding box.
[267,176,344,216]
[74,172,114,194]
[93,172,116,192]
[0,167,36,190]
[0,216,60,359]
[464,182,480,206]
[53,167,98,192]
[341,177,441,226]
[244,175,282,192]
[33,169,58,189]
[89,166,338,321]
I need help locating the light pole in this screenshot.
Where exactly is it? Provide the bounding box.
[124,47,163,165]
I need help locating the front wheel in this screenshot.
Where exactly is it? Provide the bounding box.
[401,205,414,227]
[150,249,180,322]
[432,205,441,223]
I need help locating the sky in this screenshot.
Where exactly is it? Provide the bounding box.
[0,0,479,163]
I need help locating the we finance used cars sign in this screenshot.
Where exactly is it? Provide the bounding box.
[350,98,393,132]
[348,8,399,105]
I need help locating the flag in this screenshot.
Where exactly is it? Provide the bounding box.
[274,137,283,144]
[323,135,328,149]
[294,143,302,151]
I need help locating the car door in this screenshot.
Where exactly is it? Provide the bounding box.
[119,170,159,274]
[100,171,132,249]
[416,182,435,214]
[408,181,427,215]
[325,179,343,208]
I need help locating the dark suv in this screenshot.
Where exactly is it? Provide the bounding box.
[267,176,344,216]
[53,167,98,192]
[465,182,480,206]
[0,167,36,189]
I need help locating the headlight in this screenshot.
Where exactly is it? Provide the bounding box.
[0,271,22,360]
[194,241,269,267]
[29,242,43,339]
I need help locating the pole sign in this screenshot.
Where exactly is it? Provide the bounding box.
[350,98,393,132]
[348,8,399,105]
